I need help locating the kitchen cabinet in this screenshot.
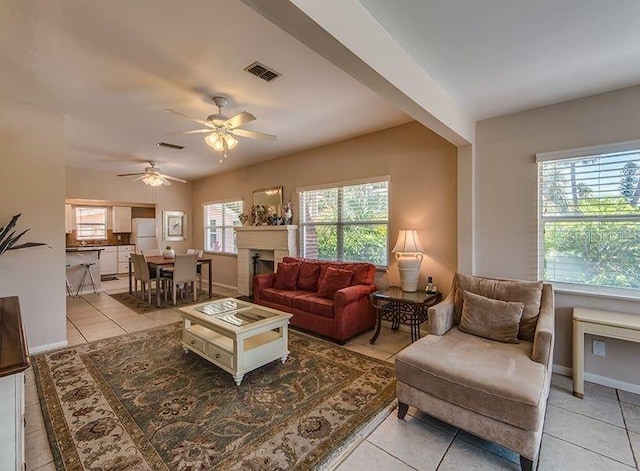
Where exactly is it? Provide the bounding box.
[100,246,118,275]
[117,245,135,274]
[65,204,73,234]
[112,206,132,233]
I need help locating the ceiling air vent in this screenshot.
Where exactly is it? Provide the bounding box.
[244,61,281,82]
[156,142,184,150]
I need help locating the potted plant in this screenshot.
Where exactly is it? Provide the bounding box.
[0,213,48,255]
[163,245,175,258]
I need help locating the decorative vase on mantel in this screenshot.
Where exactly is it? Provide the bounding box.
[163,246,175,258]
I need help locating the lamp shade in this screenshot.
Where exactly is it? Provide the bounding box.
[392,230,424,253]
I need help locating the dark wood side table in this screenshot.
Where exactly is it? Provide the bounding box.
[369,287,443,344]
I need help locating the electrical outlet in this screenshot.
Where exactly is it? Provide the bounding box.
[593,340,606,356]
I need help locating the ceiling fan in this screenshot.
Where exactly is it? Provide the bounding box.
[165,96,276,162]
[117,161,186,187]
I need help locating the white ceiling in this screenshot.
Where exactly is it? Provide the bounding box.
[0,0,410,180]
[360,0,640,119]
[4,1,640,181]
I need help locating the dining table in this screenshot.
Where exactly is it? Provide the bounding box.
[128,255,213,308]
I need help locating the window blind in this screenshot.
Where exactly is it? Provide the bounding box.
[203,200,243,254]
[75,207,107,240]
[299,179,389,266]
[538,148,640,293]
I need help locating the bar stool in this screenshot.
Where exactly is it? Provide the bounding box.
[76,262,99,297]
[65,264,73,297]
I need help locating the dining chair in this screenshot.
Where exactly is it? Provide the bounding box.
[162,254,198,305]
[131,253,161,303]
[187,249,205,292]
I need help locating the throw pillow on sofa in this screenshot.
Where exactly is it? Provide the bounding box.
[317,267,353,299]
[297,262,322,291]
[459,290,524,344]
[274,262,301,290]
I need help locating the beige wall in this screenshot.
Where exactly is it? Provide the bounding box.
[192,122,458,290]
[475,84,640,387]
[0,97,67,351]
[66,167,193,254]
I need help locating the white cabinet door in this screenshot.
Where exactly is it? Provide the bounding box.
[65,204,73,234]
[100,247,118,275]
[112,207,132,233]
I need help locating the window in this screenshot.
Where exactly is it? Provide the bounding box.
[203,199,243,254]
[538,141,640,296]
[299,177,389,266]
[75,207,107,240]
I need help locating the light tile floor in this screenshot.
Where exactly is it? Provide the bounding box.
[24,277,640,470]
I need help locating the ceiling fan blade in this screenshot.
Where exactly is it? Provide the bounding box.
[118,172,146,177]
[159,176,172,186]
[130,176,146,182]
[165,109,213,128]
[161,174,187,184]
[231,128,276,142]
[224,111,256,130]
[166,128,214,135]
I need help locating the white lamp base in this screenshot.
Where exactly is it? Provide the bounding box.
[396,253,423,292]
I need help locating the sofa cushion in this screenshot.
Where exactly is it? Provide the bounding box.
[454,273,543,341]
[261,288,311,307]
[340,263,375,285]
[317,267,354,299]
[292,294,335,318]
[297,262,322,291]
[459,291,524,344]
[273,262,301,290]
[285,257,375,286]
[395,327,546,431]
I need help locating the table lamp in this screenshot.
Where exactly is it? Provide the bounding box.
[392,229,424,292]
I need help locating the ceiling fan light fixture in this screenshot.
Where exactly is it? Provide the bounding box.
[224,133,238,149]
[205,132,225,152]
[142,174,164,187]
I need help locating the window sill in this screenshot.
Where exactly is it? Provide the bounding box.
[204,252,237,258]
[552,283,640,302]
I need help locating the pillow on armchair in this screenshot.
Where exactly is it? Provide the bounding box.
[458,290,524,344]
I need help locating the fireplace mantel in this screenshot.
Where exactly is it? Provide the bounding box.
[236,225,298,296]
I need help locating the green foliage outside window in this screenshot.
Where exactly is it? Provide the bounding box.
[302,180,388,265]
[541,155,640,291]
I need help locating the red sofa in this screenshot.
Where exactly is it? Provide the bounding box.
[253,256,377,343]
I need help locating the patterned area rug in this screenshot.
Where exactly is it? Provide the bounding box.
[108,291,224,314]
[33,325,396,470]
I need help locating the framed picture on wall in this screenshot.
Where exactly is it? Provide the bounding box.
[163,211,186,241]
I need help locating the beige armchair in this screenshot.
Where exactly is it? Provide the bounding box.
[395,273,554,471]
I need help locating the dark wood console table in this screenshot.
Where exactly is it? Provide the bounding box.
[369,287,442,344]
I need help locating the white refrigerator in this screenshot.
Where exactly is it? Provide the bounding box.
[131,218,157,252]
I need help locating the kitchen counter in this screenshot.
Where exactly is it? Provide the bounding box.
[66,250,102,295]
[66,247,105,253]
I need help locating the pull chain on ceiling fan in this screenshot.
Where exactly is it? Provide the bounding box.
[165,96,276,163]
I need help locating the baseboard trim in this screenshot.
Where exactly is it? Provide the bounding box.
[211,281,237,290]
[30,340,68,355]
[552,364,640,395]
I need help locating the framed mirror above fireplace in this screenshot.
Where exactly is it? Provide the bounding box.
[253,186,283,216]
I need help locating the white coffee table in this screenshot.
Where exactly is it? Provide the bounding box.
[179,298,292,385]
